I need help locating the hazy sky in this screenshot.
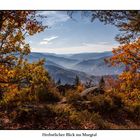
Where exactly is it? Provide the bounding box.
[27,11,120,54]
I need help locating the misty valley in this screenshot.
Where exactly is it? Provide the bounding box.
[28,51,123,85]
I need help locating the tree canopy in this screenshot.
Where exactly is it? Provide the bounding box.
[0,11,50,102]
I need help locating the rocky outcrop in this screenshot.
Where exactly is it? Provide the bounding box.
[80,86,104,97]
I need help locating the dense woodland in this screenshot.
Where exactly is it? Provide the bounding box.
[0,11,140,129]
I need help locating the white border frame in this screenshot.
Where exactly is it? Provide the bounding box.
[0,0,140,10]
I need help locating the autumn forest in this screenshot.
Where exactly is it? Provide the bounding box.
[0,11,140,129]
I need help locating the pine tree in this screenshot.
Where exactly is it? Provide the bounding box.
[57,78,61,85]
[99,76,105,90]
[74,75,80,87]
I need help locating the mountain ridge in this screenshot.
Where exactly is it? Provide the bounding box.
[28,51,123,84]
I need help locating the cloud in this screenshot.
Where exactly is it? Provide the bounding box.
[43,36,58,41]
[79,42,118,52]
[97,42,111,45]
[32,41,118,54]
[39,11,70,26]
[40,36,58,45]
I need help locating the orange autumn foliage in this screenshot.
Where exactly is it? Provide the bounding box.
[107,39,140,93]
[0,11,52,104]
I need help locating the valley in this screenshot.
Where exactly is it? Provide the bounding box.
[27,51,123,84]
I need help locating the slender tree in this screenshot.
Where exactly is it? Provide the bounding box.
[74,75,80,87]
[57,78,61,85]
[99,76,105,90]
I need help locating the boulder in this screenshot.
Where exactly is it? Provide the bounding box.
[80,86,104,97]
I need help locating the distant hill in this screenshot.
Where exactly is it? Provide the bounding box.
[27,52,123,84]
[45,64,92,84]
[69,51,113,61]
[28,52,78,68]
[72,56,123,75]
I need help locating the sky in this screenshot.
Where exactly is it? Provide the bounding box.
[27,11,120,54]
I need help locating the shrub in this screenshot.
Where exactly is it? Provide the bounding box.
[133,104,140,123]
[111,94,124,108]
[9,105,57,129]
[86,94,114,114]
[50,104,81,125]
[1,87,28,108]
[1,81,61,109]
[79,110,109,129]
[76,84,85,92]
[126,103,140,124]
[36,85,61,103]
[65,89,82,103]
